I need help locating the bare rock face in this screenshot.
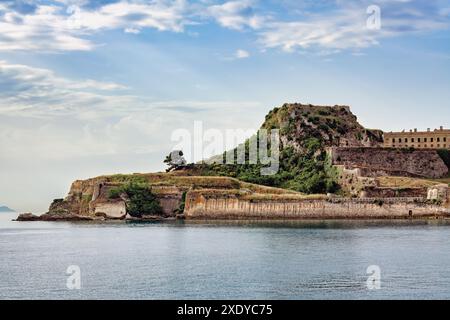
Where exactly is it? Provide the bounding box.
[262,103,384,153]
[94,201,127,219]
[37,174,192,221]
[331,147,449,179]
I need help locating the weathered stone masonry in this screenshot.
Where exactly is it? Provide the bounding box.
[330,147,448,179]
[184,191,450,219]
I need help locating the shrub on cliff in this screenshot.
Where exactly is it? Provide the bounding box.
[108,188,122,199]
[174,191,187,214]
[109,182,163,217]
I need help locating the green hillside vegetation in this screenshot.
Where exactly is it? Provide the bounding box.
[194,104,371,194]
[108,182,163,217]
[196,139,339,194]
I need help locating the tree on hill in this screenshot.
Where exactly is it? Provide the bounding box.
[164,150,187,172]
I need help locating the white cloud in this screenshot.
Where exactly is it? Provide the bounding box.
[260,14,379,52]
[235,49,250,58]
[0,0,448,54]
[0,60,261,117]
[0,60,136,118]
[0,5,94,51]
[258,1,450,52]
[0,0,191,52]
[0,60,262,155]
[124,27,141,34]
[69,0,189,33]
[207,0,266,30]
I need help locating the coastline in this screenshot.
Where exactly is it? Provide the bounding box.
[14,171,450,222]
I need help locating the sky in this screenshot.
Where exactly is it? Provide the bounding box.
[1,0,450,212]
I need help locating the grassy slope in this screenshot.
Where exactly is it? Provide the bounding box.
[91,172,331,201]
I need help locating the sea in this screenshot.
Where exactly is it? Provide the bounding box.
[1,212,450,299]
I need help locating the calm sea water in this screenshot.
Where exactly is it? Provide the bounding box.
[1,212,450,300]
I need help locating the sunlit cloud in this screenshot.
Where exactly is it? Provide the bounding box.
[235,49,250,58]
[0,0,448,53]
[0,0,191,52]
[258,1,450,52]
[206,0,266,30]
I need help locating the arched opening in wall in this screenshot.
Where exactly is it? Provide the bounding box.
[409,210,413,218]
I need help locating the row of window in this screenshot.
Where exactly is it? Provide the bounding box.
[390,137,448,143]
[391,144,448,149]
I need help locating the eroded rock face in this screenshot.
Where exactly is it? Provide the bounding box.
[262,104,384,153]
[331,147,449,179]
[183,190,450,219]
[94,202,126,219]
[41,176,189,220]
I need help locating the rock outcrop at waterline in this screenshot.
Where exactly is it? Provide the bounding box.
[16,212,94,221]
[16,174,297,221]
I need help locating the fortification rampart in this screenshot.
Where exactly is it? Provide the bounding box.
[184,190,449,219]
[330,147,448,179]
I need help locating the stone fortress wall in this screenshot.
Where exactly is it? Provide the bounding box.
[328,147,449,201]
[329,147,448,179]
[184,190,449,219]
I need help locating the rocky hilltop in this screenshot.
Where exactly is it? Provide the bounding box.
[262,103,384,150]
[17,103,450,221]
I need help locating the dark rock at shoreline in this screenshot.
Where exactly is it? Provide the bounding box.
[15,211,178,222]
[15,213,41,221]
[16,211,95,221]
[125,214,176,221]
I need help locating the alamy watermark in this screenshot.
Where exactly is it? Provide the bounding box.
[367,5,381,30]
[366,265,381,290]
[170,121,280,176]
[66,265,81,290]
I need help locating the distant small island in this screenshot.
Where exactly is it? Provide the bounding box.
[0,206,15,213]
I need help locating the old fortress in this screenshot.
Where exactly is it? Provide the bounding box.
[18,104,450,222]
[384,126,450,149]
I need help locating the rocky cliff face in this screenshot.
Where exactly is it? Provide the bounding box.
[331,147,449,179]
[25,173,300,220]
[262,103,384,152]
